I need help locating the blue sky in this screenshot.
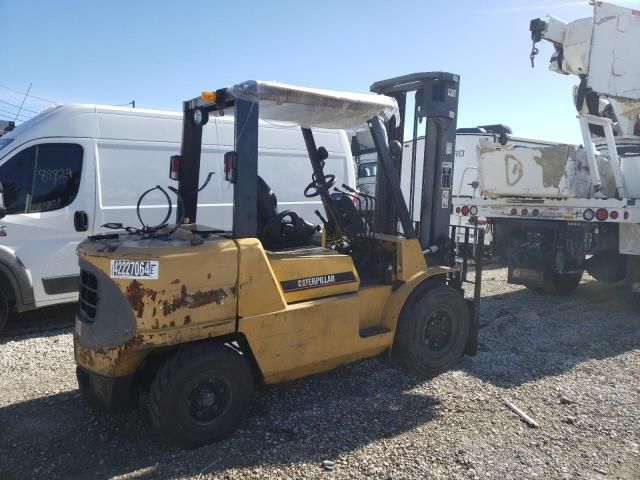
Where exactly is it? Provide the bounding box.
[1,0,639,143]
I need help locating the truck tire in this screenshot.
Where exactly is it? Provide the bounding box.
[543,271,583,295]
[392,285,470,379]
[586,251,627,284]
[0,291,8,333]
[148,342,255,449]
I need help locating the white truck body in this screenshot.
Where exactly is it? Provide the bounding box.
[355,130,558,245]
[477,141,595,199]
[0,104,356,315]
[455,2,640,294]
[357,131,559,199]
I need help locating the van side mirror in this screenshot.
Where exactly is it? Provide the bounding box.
[0,182,6,219]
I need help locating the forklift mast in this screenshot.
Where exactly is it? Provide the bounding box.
[370,72,460,264]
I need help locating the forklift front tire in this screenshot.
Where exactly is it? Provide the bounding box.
[148,342,255,449]
[392,285,470,379]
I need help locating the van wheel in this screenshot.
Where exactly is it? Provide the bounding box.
[543,271,583,295]
[0,291,9,332]
[392,285,470,379]
[148,343,255,449]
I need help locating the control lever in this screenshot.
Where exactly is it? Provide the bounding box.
[344,183,375,209]
[334,188,373,234]
[344,183,375,201]
[341,183,375,237]
[334,187,362,209]
[340,183,366,207]
[314,209,328,226]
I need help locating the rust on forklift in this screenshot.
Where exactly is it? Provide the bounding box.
[124,280,231,320]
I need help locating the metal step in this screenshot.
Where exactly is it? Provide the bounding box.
[359,326,391,338]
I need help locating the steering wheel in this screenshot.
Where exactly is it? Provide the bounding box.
[304,174,336,198]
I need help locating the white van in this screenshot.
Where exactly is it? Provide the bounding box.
[0,104,356,330]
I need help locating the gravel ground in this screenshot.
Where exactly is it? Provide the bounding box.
[1,268,639,480]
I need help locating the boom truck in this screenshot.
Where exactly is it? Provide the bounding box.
[455,1,640,294]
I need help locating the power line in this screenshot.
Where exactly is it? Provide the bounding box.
[0,112,20,121]
[0,98,39,114]
[0,83,59,104]
[0,104,31,118]
[1,84,135,111]
[0,107,31,121]
[13,83,32,122]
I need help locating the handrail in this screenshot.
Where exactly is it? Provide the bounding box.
[578,113,626,199]
[456,166,479,197]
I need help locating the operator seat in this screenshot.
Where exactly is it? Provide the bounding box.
[257,176,317,249]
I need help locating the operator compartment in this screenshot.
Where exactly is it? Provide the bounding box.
[267,246,360,303]
[76,225,238,351]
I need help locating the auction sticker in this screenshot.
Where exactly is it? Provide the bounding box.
[110,260,159,280]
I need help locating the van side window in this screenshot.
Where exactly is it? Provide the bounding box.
[0,147,35,214]
[0,143,83,214]
[29,144,83,213]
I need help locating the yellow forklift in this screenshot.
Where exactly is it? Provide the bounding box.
[74,74,483,448]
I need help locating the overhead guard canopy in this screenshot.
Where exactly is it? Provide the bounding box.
[222,80,399,130]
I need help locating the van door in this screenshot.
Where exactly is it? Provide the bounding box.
[0,139,94,306]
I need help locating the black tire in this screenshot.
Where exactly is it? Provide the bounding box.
[148,342,255,449]
[543,271,583,295]
[586,251,627,284]
[392,285,470,379]
[0,291,8,333]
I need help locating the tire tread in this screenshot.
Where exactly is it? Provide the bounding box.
[148,342,254,448]
[392,283,469,379]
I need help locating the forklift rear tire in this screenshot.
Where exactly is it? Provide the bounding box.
[392,285,470,379]
[543,271,583,295]
[148,342,255,448]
